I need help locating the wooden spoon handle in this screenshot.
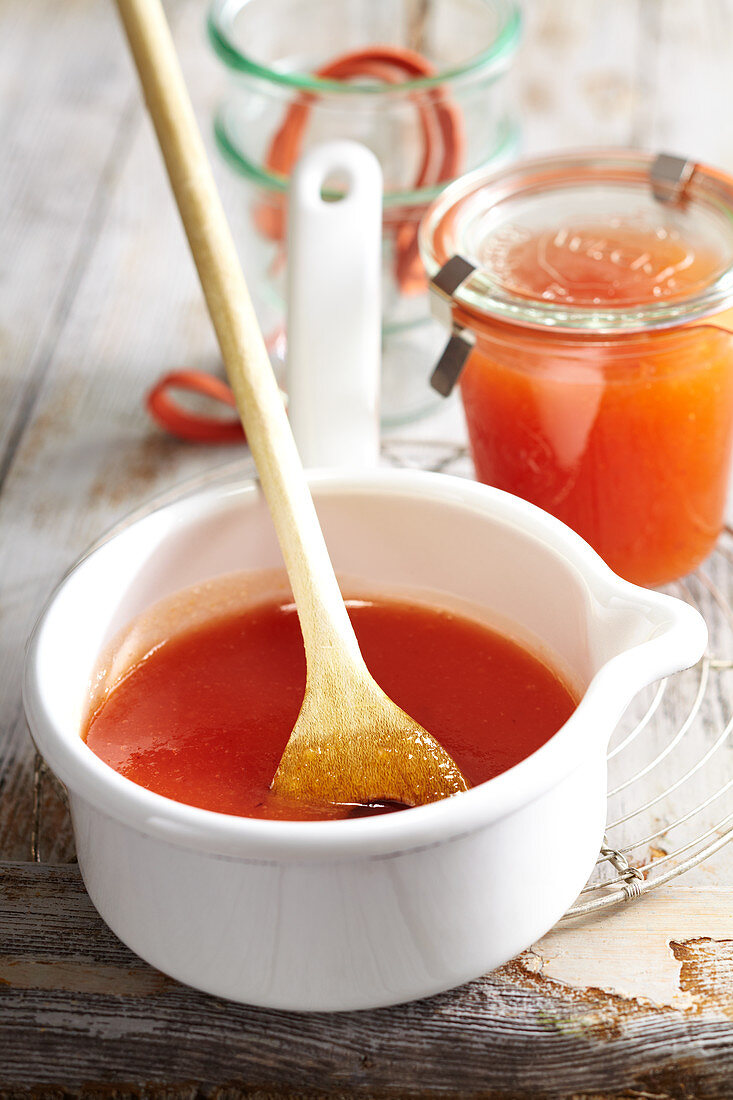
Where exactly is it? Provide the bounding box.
[114,0,361,666]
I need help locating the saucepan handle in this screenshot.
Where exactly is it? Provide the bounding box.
[286,141,382,469]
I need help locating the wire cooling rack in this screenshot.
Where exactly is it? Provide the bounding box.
[33,439,733,918]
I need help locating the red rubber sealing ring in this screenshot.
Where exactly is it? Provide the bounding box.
[255,45,466,296]
[147,370,244,444]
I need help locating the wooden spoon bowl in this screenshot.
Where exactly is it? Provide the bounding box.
[273,656,467,808]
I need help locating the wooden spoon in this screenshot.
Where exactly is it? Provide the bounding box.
[114,0,468,808]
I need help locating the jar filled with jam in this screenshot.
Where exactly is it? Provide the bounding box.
[420,151,733,587]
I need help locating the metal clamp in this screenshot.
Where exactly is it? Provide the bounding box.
[429,255,476,326]
[651,153,696,204]
[430,326,476,397]
[429,256,477,397]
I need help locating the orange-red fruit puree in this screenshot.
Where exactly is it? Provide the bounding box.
[84,597,576,821]
[460,225,733,587]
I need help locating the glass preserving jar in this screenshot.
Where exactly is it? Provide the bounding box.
[420,151,733,586]
[208,0,521,425]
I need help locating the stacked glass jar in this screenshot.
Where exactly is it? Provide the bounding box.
[208,0,521,424]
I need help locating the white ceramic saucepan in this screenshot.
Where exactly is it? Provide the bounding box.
[24,144,706,1011]
[24,467,706,1011]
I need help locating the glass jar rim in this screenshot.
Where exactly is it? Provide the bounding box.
[214,105,520,206]
[208,0,521,95]
[419,149,733,335]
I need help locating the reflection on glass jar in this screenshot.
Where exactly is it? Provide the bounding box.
[421,151,733,586]
[208,0,521,424]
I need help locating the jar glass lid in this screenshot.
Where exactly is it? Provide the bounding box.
[419,150,733,333]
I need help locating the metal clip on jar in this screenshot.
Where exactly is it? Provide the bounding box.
[420,151,733,587]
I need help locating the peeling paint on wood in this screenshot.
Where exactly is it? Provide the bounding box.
[670,938,733,1019]
[530,887,733,1012]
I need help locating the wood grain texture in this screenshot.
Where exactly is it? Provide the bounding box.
[2,0,733,1094]
[1,865,733,1098]
[0,0,239,861]
[0,0,134,479]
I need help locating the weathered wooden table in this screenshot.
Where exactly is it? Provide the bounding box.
[3,1,733,1095]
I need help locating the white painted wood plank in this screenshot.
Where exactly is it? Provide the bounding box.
[642,0,733,171]
[518,0,733,167]
[517,0,640,155]
[0,0,136,473]
[536,884,733,1011]
[0,0,248,859]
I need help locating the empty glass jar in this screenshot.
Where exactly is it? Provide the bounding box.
[208,0,521,424]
